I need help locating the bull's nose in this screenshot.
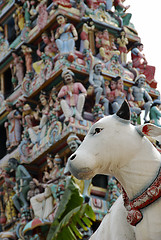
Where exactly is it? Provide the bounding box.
[70,154,76,161]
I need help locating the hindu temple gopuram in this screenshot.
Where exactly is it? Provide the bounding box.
[0,0,160,239]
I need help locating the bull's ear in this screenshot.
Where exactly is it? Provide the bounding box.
[136,123,161,137]
[116,100,130,120]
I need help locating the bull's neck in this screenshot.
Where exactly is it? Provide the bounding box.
[115,139,161,200]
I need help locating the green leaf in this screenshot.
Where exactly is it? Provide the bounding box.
[47,177,96,240]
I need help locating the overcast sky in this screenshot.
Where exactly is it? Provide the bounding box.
[125,0,161,94]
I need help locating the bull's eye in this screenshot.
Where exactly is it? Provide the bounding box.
[93,127,103,135]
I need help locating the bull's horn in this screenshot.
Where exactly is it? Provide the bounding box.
[116,100,130,120]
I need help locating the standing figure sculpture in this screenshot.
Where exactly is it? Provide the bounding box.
[55,14,78,55]
[129,74,152,123]
[8,158,32,213]
[20,0,31,28]
[117,30,128,66]
[13,6,25,35]
[21,45,33,75]
[0,26,9,60]
[58,68,87,122]
[149,100,161,127]
[4,101,22,151]
[131,42,157,89]
[10,51,24,88]
[80,19,95,53]
[89,62,110,115]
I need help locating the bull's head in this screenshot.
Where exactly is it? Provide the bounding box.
[68,100,131,179]
[68,100,161,180]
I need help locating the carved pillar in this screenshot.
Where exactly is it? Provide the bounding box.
[0,73,5,95]
[89,30,95,55]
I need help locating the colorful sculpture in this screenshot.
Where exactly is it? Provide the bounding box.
[20,0,31,28]
[113,0,131,26]
[130,74,152,122]
[117,30,128,66]
[21,45,33,75]
[149,99,161,127]
[55,14,78,55]
[8,158,32,213]
[96,29,120,62]
[66,133,91,197]
[27,91,50,145]
[10,51,24,88]
[33,32,57,75]
[0,0,160,238]
[0,26,9,60]
[30,154,64,219]
[13,6,25,35]
[36,0,48,31]
[67,133,82,153]
[4,101,22,151]
[58,68,87,122]
[80,19,95,53]
[89,61,110,115]
[131,42,157,88]
[52,0,72,9]
[86,0,106,10]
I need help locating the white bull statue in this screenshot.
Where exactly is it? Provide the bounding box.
[68,100,161,240]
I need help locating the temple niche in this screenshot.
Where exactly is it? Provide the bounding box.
[0,0,160,239]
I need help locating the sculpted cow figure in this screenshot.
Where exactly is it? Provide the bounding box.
[68,100,161,240]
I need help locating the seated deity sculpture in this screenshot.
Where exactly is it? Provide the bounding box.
[58,68,87,123]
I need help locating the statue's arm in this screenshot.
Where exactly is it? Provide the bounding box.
[19,165,32,181]
[144,90,152,102]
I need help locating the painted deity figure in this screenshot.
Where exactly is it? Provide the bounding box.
[0,27,9,60]
[33,32,57,75]
[27,91,50,145]
[49,87,60,121]
[66,133,91,197]
[113,0,131,26]
[109,76,127,113]
[27,181,40,201]
[30,154,64,219]
[129,74,152,122]
[36,0,48,31]
[89,62,110,115]
[117,30,128,66]
[4,101,22,151]
[8,158,32,213]
[108,76,141,116]
[3,175,17,223]
[20,0,31,28]
[22,103,39,146]
[55,14,78,55]
[58,68,87,122]
[80,20,95,53]
[149,100,161,127]
[67,133,82,153]
[131,42,157,89]
[21,45,33,75]
[13,6,25,35]
[10,51,24,88]
[96,30,120,62]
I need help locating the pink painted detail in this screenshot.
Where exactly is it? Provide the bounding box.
[122,166,161,226]
[142,125,152,136]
